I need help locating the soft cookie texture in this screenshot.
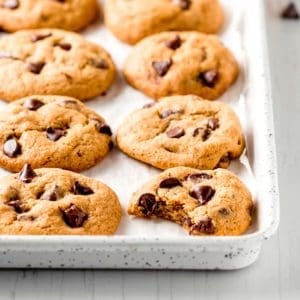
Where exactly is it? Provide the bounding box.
[104,0,224,44]
[0,166,122,235]
[0,95,113,172]
[117,95,245,170]
[128,167,253,236]
[0,0,99,32]
[0,29,116,102]
[123,31,239,100]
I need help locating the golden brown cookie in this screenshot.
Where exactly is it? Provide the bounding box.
[104,0,224,44]
[123,31,239,100]
[0,0,99,32]
[0,165,122,235]
[128,167,253,236]
[0,95,113,172]
[0,29,116,102]
[116,95,245,170]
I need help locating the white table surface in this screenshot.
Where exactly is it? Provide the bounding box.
[0,1,299,299]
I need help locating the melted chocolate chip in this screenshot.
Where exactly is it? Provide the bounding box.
[31,33,52,42]
[160,109,182,119]
[73,181,94,195]
[186,173,212,182]
[7,199,23,213]
[219,207,230,216]
[3,137,21,158]
[152,59,172,76]
[189,185,215,205]
[199,70,218,87]
[62,204,87,228]
[97,123,112,136]
[166,127,185,138]
[165,35,181,50]
[207,118,219,130]
[138,193,157,216]
[159,177,182,188]
[55,42,72,51]
[19,164,37,183]
[24,98,44,110]
[281,2,299,19]
[27,62,45,74]
[2,0,19,9]
[91,58,109,69]
[173,0,191,10]
[46,127,65,141]
[193,127,211,141]
[190,218,215,234]
[39,185,63,201]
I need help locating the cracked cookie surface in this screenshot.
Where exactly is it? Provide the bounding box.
[116,95,245,170]
[0,29,116,102]
[123,31,239,100]
[104,0,224,44]
[0,165,122,235]
[0,95,113,172]
[128,167,253,236]
[0,0,99,32]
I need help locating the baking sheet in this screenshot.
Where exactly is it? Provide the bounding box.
[0,0,257,237]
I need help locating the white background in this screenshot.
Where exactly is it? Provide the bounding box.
[0,0,299,299]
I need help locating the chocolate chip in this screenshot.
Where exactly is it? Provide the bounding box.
[165,35,181,50]
[160,109,181,119]
[173,0,191,10]
[189,185,215,205]
[7,199,23,213]
[55,42,72,51]
[19,164,37,183]
[207,118,219,130]
[2,0,19,9]
[98,124,113,136]
[186,173,212,182]
[193,127,211,141]
[216,153,232,168]
[109,141,114,151]
[31,33,52,42]
[199,70,218,88]
[190,218,215,234]
[143,102,156,109]
[138,193,157,216]
[219,207,230,216]
[91,58,109,69]
[23,98,44,110]
[39,185,63,201]
[152,59,172,76]
[159,177,182,188]
[73,181,94,195]
[26,62,45,74]
[3,137,21,158]
[166,127,185,138]
[62,204,87,228]
[281,2,299,19]
[46,127,65,141]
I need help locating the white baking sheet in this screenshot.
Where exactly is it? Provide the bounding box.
[0,0,257,237]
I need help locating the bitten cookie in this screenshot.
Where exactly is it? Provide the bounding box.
[123,31,239,100]
[0,95,113,172]
[104,0,224,44]
[0,29,116,102]
[128,167,253,236]
[116,95,245,170]
[0,0,99,32]
[0,165,122,235]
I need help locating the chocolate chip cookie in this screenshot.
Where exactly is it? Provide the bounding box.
[0,95,113,172]
[0,165,122,235]
[128,167,253,236]
[116,95,245,170]
[0,0,99,32]
[104,0,224,44]
[0,29,116,102]
[123,31,239,100]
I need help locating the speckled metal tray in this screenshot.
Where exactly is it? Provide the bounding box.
[0,0,279,269]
